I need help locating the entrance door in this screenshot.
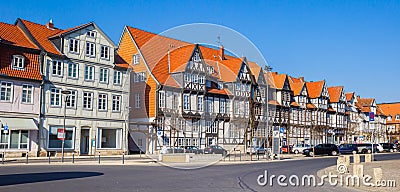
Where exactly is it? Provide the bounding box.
[80,129,90,155]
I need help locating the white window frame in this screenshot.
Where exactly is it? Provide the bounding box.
[12,55,25,70]
[197,96,203,111]
[113,70,122,85]
[86,31,96,38]
[99,68,109,83]
[85,42,96,57]
[133,54,140,64]
[183,94,190,111]
[50,88,61,107]
[65,90,77,108]
[69,39,79,53]
[134,93,140,109]
[0,81,13,102]
[82,92,93,110]
[98,93,108,111]
[84,65,95,81]
[47,126,75,149]
[159,91,165,108]
[52,60,63,76]
[68,62,78,78]
[112,95,121,112]
[97,128,122,149]
[21,84,34,104]
[0,130,29,149]
[100,45,110,59]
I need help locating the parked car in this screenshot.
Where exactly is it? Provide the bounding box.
[380,143,398,152]
[356,143,379,154]
[291,144,311,154]
[338,144,359,154]
[303,144,339,156]
[246,146,266,154]
[182,146,203,154]
[166,147,184,153]
[204,145,227,155]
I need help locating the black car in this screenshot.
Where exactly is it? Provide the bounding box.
[204,145,227,155]
[183,146,203,154]
[338,144,358,154]
[303,144,339,156]
[380,143,398,152]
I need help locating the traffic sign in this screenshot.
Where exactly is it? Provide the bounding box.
[3,125,8,134]
[369,112,375,122]
[57,129,65,140]
[273,131,279,138]
[157,129,162,137]
[280,127,285,133]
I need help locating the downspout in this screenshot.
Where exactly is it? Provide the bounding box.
[38,51,47,157]
[168,50,171,74]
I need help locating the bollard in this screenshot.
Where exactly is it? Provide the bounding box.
[353,164,364,178]
[72,154,75,164]
[2,152,4,164]
[239,151,242,161]
[98,152,101,164]
[48,152,51,164]
[26,153,28,164]
[365,154,372,163]
[229,153,231,161]
[353,154,361,164]
[122,152,125,164]
[139,150,142,158]
[373,168,382,183]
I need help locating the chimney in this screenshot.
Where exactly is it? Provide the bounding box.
[219,45,225,60]
[299,76,305,82]
[46,19,54,29]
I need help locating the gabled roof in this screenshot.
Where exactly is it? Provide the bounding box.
[345,92,355,102]
[248,61,262,81]
[327,86,343,103]
[376,106,387,117]
[264,71,276,89]
[288,76,305,96]
[0,22,38,49]
[306,80,325,99]
[357,97,375,107]
[0,22,41,81]
[307,103,317,109]
[378,103,400,123]
[271,72,287,90]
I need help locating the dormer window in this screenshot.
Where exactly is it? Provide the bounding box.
[388,116,392,121]
[86,31,96,38]
[12,55,25,70]
[396,114,400,120]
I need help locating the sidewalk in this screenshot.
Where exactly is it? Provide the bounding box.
[317,158,399,192]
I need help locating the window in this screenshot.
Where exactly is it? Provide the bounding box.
[112,95,121,112]
[98,128,121,149]
[220,99,225,114]
[113,70,122,85]
[134,93,140,108]
[197,96,203,111]
[0,82,13,102]
[396,115,400,120]
[68,63,78,78]
[236,82,241,91]
[133,54,140,64]
[159,91,165,108]
[83,92,93,110]
[48,126,74,149]
[234,100,239,115]
[52,60,63,76]
[172,94,178,110]
[192,74,198,83]
[206,80,211,88]
[199,75,205,84]
[50,88,61,107]
[100,45,110,59]
[86,42,95,57]
[69,39,79,53]
[134,72,146,82]
[193,120,199,132]
[0,130,28,149]
[183,94,190,110]
[98,93,108,111]
[185,73,191,83]
[22,84,33,104]
[12,55,24,69]
[84,65,94,81]
[99,68,109,83]
[65,90,77,108]
[86,31,96,38]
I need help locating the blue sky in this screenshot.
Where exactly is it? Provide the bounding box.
[1,0,399,103]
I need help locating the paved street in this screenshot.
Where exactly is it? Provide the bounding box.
[0,153,398,192]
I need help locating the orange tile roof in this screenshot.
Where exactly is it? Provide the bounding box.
[307,103,317,109]
[290,101,300,107]
[327,86,343,103]
[268,100,280,106]
[248,61,261,81]
[357,97,374,107]
[288,76,305,96]
[306,80,325,99]
[328,107,336,113]
[264,71,276,88]
[345,92,355,102]
[271,72,287,90]
[206,88,232,95]
[376,106,386,117]
[18,19,64,55]
[378,103,400,123]
[0,22,38,49]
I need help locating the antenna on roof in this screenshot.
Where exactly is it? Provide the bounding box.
[216,32,222,47]
[49,19,53,24]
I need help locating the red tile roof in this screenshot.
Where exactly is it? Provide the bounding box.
[378,103,400,123]
[327,86,343,103]
[271,72,287,90]
[268,100,280,106]
[288,76,305,96]
[345,92,355,102]
[248,61,261,81]
[306,80,325,99]
[206,88,232,95]
[0,22,38,49]
[290,101,300,107]
[357,97,374,107]
[307,103,317,109]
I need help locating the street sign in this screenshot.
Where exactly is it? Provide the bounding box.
[280,127,285,133]
[57,129,65,140]
[369,112,375,122]
[359,135,364,141]
[157,129,162,137]
[273,131,279,138]
[3,125,8,133]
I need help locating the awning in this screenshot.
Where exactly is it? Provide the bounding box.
[0,117,38,130]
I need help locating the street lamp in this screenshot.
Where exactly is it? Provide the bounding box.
[61,90,71,163]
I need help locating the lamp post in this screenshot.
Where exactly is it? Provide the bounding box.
[61,90,71,163]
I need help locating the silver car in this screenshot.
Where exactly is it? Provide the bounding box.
[291,143,311,154]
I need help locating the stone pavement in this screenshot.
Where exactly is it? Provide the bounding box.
[317,158,399,192]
